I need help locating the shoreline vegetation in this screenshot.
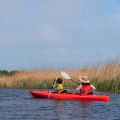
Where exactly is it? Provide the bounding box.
[0,58,120,93]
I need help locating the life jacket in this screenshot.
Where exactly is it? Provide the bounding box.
[57,84,63,93]
[82,83,91,95]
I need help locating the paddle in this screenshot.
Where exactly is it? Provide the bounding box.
[61,71,80,85]
[51,78,56,90]
[61,71,97,94]
[48,78,56,98]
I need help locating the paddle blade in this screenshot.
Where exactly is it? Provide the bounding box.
[61,71,71,79]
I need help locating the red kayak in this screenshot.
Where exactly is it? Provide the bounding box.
[30,90,110,102]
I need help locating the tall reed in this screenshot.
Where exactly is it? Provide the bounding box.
[0,57,120,93]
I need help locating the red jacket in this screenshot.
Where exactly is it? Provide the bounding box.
[82,83,91,95]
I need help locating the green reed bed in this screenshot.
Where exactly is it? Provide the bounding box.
[0,76,120,93]
[0,57,120,93]
[0,78,77,89]
[0,79,53,89]
[92,78,120,93]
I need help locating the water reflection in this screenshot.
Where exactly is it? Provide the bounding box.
[55,100,64,106]
[0,89,120,120]
[110,101,120,103]
[52,100,95,120]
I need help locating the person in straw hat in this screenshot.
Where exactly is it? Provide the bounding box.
[76,75,96,95]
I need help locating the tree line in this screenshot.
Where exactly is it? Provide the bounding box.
[0,70,19,76]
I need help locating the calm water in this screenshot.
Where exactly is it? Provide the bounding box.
[0,89,120,120]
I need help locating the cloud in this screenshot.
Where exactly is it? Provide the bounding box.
[42,0,101,23]
[27,24,67,45]
[0,0,102,47]
[42,0,80,23]
[0,0,27,23]
[0,23,68,48]
[1,0,120,70]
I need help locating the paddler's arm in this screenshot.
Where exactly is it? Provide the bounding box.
[76,85,82,91]
[90,84,96,91]
[52,85,59,91]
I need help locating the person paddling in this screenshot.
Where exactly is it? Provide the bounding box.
[76,75,96,95]
[52,78,67,93]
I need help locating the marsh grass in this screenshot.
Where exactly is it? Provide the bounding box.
[0,58,120,93]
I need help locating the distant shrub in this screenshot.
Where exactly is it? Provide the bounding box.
[0,70,19,76]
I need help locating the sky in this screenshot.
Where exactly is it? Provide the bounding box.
[0,0,120,71]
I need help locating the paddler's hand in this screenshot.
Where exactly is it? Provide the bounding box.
[93,88,96,91]
[92,89,97,92]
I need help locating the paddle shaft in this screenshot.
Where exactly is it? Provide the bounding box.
[51,79,56,90]
[48,79,56,98]
[70,79,80,85]
[61,71,80,85]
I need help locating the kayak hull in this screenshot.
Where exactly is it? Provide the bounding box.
[30,90,110,102]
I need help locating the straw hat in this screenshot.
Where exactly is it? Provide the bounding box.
[79,75,90,83]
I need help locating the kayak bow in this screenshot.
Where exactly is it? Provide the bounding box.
[30,90,110,102]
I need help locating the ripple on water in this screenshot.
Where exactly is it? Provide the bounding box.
[0,89,120,120]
